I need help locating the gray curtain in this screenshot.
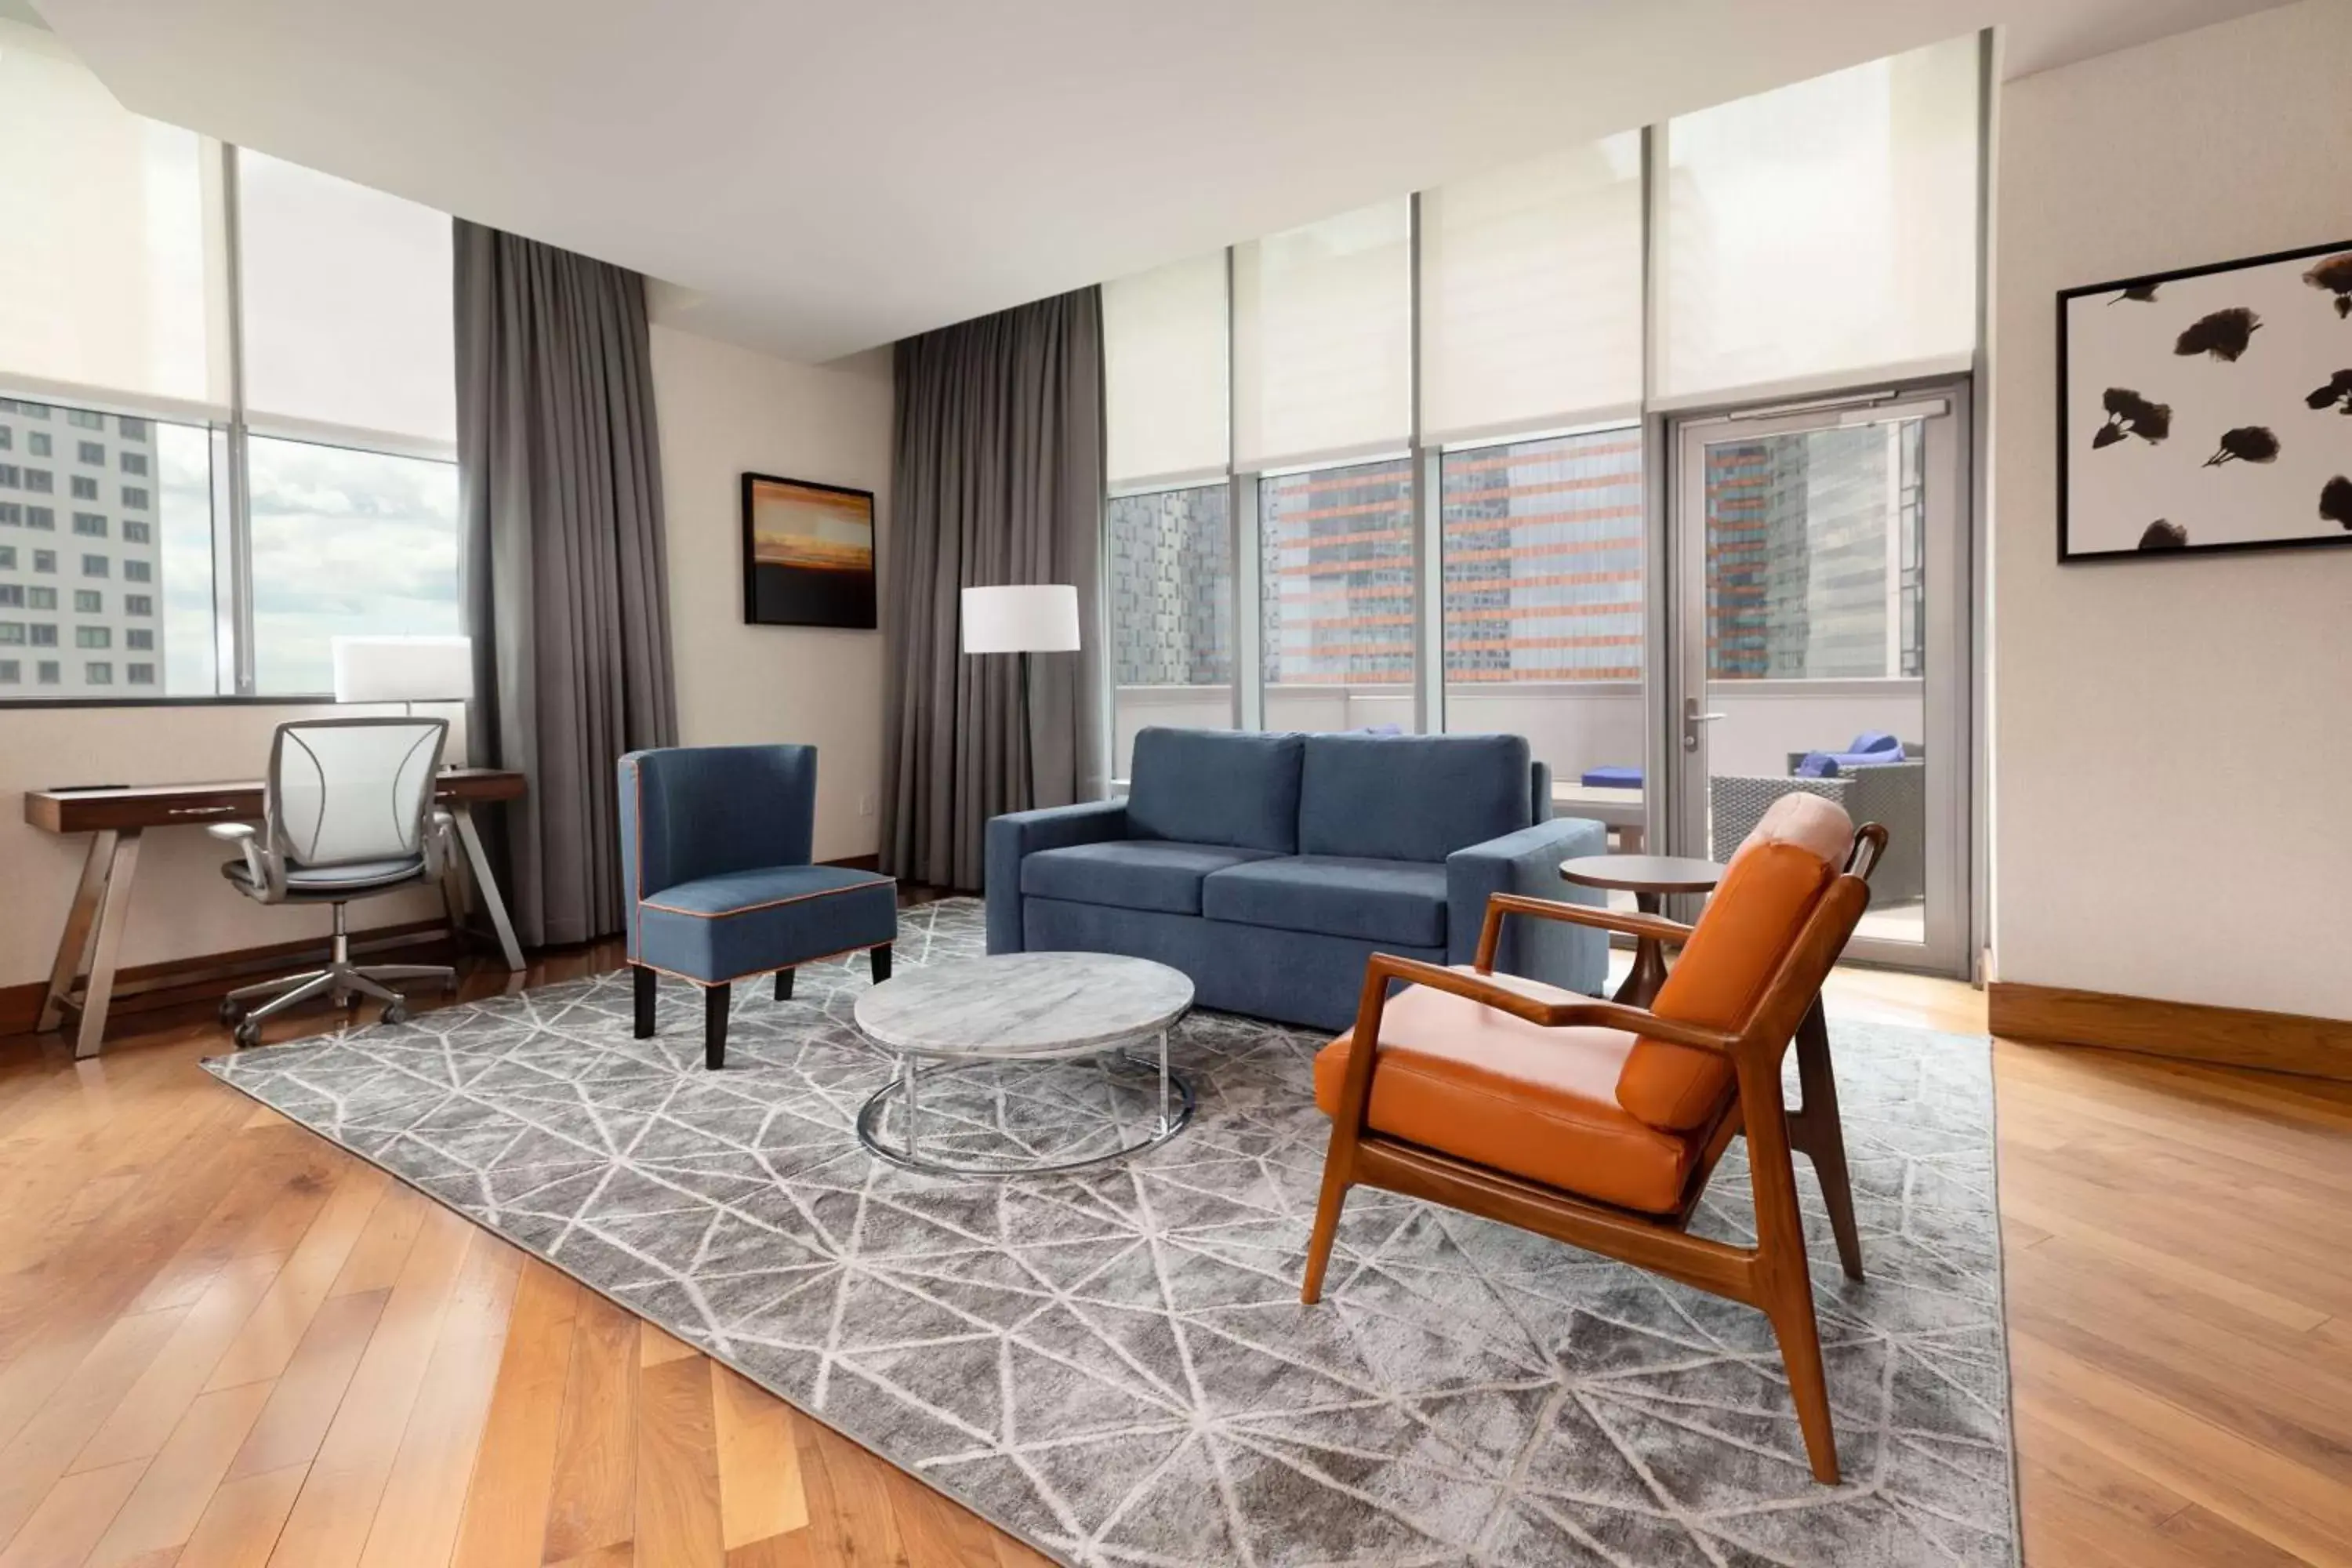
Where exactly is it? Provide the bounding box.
[456,220,678,947]
[881,289,1104,891]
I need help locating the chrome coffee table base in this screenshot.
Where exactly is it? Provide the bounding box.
[854,1033,1196,1178]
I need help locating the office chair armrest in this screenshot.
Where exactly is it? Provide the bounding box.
[206,821,278,900]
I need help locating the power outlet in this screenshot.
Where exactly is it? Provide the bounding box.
[858,792,877,817]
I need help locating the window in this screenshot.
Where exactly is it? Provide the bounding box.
[1261,456,1417,730]
[125,593,153,615]
[122,452,148,476]
[0,660,15,683]
[247,437,460,692]
[1107,485,1233,777]
[0,504,16,525]
[67,410,105,430]
[82,554,107,577]
[84,661,111,684]
[125,628,153,651]
[30,624,56,646]
[31,552,54,574]
[0,586,17,608]
[26,470,53,493]
[119,417,149,441]
[72,513,106,537]
[121,486,149,510]
[0,546,11,568]
[0,427,9,449]
[121,520,151,543]
[76,441,104,465]
[75,626,109,648]
[27,433,49,456]
[36,660,58,684]
[124,559,151,583]
[0,465,16,487]
[1658,34,1980,398]
[67,476,94,500]
[0,620,20,640]
[29,587,54,609]
[27,508,53,530]
[126,662,154,684]
[73,590,100,612]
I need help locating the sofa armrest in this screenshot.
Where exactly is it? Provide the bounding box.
[984,799,1131,953]
[1446,816,1608,995]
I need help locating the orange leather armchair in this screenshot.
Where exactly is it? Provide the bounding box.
[1303,793,1884,1484]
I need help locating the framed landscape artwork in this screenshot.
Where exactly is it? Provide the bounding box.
[2058,238,2352,562]
[741,473,877,629]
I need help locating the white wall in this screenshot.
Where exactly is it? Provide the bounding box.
[0,702,465,989]
[1994,0,2352,1017]
[648,326,894,863]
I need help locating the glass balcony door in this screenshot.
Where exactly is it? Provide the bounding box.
[1668,384,1971,974]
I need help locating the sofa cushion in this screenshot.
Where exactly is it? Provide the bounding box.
[1127,728,1304,854]
[1314,973,1702,1215]
[637,864,896,983]
[1201,855,1447,948]
[1020,840,1279,916]
[1298,732,1532,863]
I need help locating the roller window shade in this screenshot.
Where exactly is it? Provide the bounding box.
[1419,134,1644,444]
[1103,250,1229,489]
[1232,199,1410,470]
[1657,34,1980,401]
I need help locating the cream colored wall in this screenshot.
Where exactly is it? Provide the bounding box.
[649,327,893,863]
[0,702,465,989]
[1993,0,2352,1017]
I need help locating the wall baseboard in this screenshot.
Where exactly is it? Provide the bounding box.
[1988,981,2352,1083]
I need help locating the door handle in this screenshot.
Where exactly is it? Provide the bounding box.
[1682,696,1726,752]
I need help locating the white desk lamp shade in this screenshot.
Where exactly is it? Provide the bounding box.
[331,635,474,704]
[960,585,1080,654]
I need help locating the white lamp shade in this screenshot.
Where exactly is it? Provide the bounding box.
[332,635,474,703]
[960,585,1080,654]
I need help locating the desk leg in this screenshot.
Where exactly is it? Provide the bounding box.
[451,804,524,972]
[74,830,143,1061]
[39,830,117,1033]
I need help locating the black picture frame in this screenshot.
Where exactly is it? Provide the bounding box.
[2056,236,2352,564]
[739,471,878,629]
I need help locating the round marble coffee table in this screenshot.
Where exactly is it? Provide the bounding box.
[851,952,1196,1177]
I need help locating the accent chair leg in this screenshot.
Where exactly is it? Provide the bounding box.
[703,982,729,1070]
[775,968,794,1002]
[1766,1284,1842,1486]
[1789,997,1864,1282]
[870,944,893,984]
[633,965,656,1039]
[1301,1159,1352,1305]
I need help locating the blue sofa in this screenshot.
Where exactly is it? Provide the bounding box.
[985,728,1607,1032]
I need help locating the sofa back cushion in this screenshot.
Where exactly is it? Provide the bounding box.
[1298,731,1533,863]
[1615,793,1854,1131]
[1127,728,1305,854]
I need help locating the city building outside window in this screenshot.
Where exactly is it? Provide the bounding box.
[29,586,54,608]
[125,628,153,650]
[72,512,106,536]
[67,475,93,499]
[32,550,54,572]
[36,660,59,684]
[27,507,53,530]
[27,432,49,456]
[67,409,103,430]
[121,485,148,509]
[75,626,109,648]
[84,661,111,684]
[121,451,147,476]
[125,593,153,615]
[73,590,100,612]
[76,441,103,464]
[126,662,154,684]
[124,559,150,582]
[30,623,56,645]
[121,519,150,543]
[81,554,107,576]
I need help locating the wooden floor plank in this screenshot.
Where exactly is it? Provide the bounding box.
[226,1290,388,1482]
[74,1250,292,1473]
[0,1308,189,1547]
[205,1167,391,1392]
[710,1363,807,1552]
[172,1464,308,1568]
[83,1379,275,1566]
[0,1457,151,1568]
[448,1261,580,1568]
[539,1292,641,1564]
[635,1353,724,1567]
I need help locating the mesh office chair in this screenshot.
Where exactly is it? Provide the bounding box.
[212,717,460,1048]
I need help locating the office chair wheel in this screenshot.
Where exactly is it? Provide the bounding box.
[231,1019,262,1050]
[381,1001,410,1025]
[218,996,246,1027]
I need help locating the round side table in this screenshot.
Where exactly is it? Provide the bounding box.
[1557,855,1725,1007]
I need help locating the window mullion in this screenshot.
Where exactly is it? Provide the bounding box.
[220,144,258,697]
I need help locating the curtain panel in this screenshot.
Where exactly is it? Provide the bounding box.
[882,288,1105,890]
[456,220,679,947]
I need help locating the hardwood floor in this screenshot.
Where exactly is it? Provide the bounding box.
[0,934,2346,1566]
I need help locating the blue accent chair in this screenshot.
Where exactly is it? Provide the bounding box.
[619,744,896,1069]
[987,728,1608,1033]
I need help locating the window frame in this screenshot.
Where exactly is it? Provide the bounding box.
[0,140,460,708]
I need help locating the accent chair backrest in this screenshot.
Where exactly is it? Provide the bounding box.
[267,717,447,869]
[622,744,818,907]
[1614,792,1857,1131]
[1126,728,1305,854]
[1298,731,1533,863]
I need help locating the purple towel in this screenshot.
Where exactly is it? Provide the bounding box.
[1581,765,1642,789]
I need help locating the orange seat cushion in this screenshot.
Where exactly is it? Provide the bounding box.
[1617,796,1851,1131]
[1313,971,1704,1216]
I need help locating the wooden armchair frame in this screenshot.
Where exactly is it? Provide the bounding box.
[1302,825,1887,1484]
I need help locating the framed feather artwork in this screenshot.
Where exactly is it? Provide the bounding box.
[2058,238,2352,562]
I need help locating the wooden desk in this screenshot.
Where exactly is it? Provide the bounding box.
[24,768,528,1058]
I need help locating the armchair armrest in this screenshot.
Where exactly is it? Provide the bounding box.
[1446,816,1607,994]
[207,821,278,900]
[1475,892,1694,967]
[984,799,1131,953]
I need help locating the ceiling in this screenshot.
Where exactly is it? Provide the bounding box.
[34,0,2292,363]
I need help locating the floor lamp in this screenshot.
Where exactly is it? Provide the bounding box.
[960,585,1081,802]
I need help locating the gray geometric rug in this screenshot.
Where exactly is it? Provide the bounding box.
[204,898,2016,1567]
